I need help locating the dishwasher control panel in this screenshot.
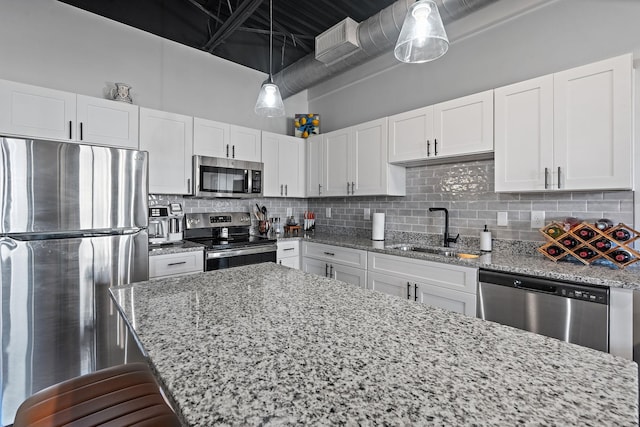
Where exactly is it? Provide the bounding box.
[560,288,607,304]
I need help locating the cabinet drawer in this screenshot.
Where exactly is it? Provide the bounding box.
[368,252,477,294]
[278,256,300,269]
[302,257,366,287]
[149,251,204,278]
[277,240,300,258]
[303,242,367,269]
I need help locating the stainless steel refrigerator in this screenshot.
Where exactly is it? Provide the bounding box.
[0,137,149,426]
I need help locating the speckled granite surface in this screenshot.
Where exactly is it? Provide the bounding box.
[290,233,640,290]
[149,240,205,256]
[112,263,637,426]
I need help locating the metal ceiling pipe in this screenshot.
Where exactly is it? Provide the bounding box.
[273,0,498,99]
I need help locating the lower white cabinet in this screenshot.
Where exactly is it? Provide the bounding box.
[149,251,204,279]
[277,240,300,270]
[367,252,478,316]
[302,242,367,287]
[302,257,367,288]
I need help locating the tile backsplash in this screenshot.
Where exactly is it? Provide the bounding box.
[151,159,634,243]
[307,160,634,243]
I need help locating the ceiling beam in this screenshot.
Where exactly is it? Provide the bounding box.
[252,8,312,52]
[202,0,264,53]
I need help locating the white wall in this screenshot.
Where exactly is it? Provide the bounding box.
[0,0,307,135]
[308,0,640,131]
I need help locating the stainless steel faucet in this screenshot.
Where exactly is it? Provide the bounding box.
[429,207,459,247]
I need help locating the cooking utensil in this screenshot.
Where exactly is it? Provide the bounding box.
[261,206,267,219]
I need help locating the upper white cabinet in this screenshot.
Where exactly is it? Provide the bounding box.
[433,90,494,158]
[140,107,193,195]
[0,79,76,141]
[388,90,493,164]
[313,118,405,197]
[306,134,324,197]
[262,131,305,197]
[0,79,138,149]
[388,106,433,164]
[495,54,633,192]
[193,118,261,162]
[76,95,139,149]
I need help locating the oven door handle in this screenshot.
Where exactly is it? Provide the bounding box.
[206,244,277,259]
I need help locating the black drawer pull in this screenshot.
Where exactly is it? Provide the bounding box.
[283,248,295,251]
[323,252,335,256]
[407,282,410,299]
[167,261,187,266]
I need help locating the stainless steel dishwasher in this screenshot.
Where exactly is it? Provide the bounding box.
[478,269,609,352]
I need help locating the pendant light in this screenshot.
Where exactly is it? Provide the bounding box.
[394,0,449,64]
[254,0,285,117]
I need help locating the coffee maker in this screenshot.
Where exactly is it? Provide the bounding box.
[149,203,184,244]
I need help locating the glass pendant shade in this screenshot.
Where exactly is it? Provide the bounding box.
[394,0,449,64]
[254,80,285,117]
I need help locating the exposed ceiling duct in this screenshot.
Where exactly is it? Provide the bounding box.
[273,0,499,99]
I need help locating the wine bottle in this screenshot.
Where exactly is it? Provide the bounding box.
[576,227,595,241]
[610,250,632,263]
[560,237,578,249]
[576,248,597,260]
[593,238,612,251]
[545,245,565,257]
[612,229,631,242]
[595,218,614,231]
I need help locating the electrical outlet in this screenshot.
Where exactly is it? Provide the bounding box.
[364,208,371,220]
[497,211,508,226]
[531,211,545,229]
[326,207,332,218]
[286,207,292,217]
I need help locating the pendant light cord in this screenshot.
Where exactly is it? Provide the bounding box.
[269,0,273,83]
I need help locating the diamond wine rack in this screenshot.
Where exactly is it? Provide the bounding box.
[538,222,640,269]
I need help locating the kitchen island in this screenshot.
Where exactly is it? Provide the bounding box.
[112,263,638,426]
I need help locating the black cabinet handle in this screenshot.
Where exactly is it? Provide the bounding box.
[285,184,288,196]
[69,121,72,139]
[330,264,334,278]
[414,283,418,301]
[232,145,235,158]
[325,263,328,277]
[167,261,187,266]
[544,167,549,189]
[407,282,410,299]
[280,184,283,196]
[434,139,438,156]
[80,122,83,140]
[226,144,229,157]
[557,166,561,189]
[283,248,295,252]
[318,184,322,195]
[427,140,430,157]
[323,252,335,256]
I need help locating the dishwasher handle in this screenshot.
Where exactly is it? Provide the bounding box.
[513,279,556,294]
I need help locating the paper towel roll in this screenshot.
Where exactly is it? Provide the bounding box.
[480,228,492,252]
[372,213,385,241]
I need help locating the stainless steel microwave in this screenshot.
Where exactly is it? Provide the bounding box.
[192,156,263,198]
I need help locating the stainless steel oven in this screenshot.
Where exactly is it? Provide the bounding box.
[192,156,262,198]
[184,212,275,271]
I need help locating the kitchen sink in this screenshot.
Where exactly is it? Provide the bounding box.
[386,244,480,259]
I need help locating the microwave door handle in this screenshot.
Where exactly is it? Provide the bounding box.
[244,169,249,193]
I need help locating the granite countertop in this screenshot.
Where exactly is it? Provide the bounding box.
[111,263,638,426]
[289,233,640,290]
[148,240,205,256]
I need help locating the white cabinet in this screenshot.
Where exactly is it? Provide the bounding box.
[76,95,139,149]
[140,107,193,195]
[149,251,204,279]
[302,242,367,287]
[0,78,76,141]
[306,135,324,197]
[314,118,405,197]
[495,54,632,192]
[388,106,433,163]
[0,79,139,148]
[322,128,351,196]
[277,240,300,269]
[262,132,305,197]
[388,90,493,164]
[367,252,477,316]
[433,90,494,158]
[193,118,261,162]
